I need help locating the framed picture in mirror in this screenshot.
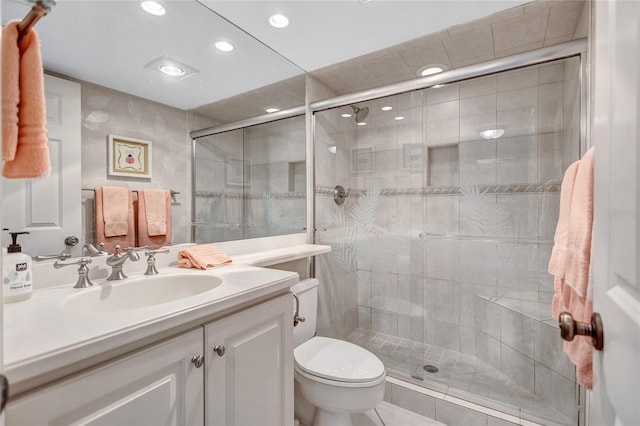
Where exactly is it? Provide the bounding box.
[226,157,246,187]
[108,135,152,178]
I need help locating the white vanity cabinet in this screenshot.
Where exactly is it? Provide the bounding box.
[205,293,294,426]
[6,328,205,425]
[5,293,293,426]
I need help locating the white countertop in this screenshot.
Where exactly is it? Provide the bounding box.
[4,240,331,396]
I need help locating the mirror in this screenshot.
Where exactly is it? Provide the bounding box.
[193,115,306,243]
[2,1,305,112]
[1,0,306,257]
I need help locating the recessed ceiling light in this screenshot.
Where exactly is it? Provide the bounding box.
[341,113,352,118]
[357,122,367,126]
[418,64,446,77]
[264,106,281,113]
[328,145,337,154]
[144,55,199,80]
[268,14,290,28]
[215,41,234,52]
[394,116,405,121]
[159,64,185,77]
[141,1,165,16]
[480,129,505,139]
[381,106,393,111]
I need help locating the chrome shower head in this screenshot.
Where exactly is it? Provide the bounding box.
[350,104,369,123]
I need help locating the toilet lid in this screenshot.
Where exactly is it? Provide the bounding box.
[294,336,385,383]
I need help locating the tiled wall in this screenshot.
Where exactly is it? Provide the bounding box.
[314,57,580,422]
[193,129,245,243]
[80,80,207,247]
[244,116,306,238]
[193,116,306,243]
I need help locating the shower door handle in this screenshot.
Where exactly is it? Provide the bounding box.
[558,312,604,350]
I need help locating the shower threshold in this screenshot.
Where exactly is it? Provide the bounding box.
[346,328,575,426]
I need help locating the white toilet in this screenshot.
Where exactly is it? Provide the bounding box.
[291,279,386,426]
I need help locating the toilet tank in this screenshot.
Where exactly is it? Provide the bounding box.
[291,279,318,347]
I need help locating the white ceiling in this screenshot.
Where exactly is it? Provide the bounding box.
[204,0,530,72]
[2,0,530,112]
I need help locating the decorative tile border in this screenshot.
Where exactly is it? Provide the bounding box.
[317,184,560,197]
[195,191,305,199]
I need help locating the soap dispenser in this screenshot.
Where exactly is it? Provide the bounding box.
[2,229,32,303]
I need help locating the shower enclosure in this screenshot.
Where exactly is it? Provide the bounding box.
[312,48,583,425]
[192,115,306,243]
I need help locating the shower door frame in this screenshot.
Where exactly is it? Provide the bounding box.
[308,38,589,426]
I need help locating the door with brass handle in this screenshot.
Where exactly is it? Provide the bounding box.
[558,312,604,350]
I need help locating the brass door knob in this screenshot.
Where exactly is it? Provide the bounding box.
[558,312,604,351]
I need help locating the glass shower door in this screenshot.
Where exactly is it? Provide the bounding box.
[411,57,581,424]
[313,56,581,426]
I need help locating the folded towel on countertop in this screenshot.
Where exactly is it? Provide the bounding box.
[178,244,232,270]
[2,22,50,179]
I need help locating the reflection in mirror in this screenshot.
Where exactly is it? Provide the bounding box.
[193,115,306,243]
[0,1,306,257]
[1,1,305,111]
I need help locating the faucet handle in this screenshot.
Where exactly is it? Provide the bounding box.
[53,257,94,288]
[53,257,92,269]
[144,249,169,275]
[34,253,72,262]
[125,246,148,253]
[145,248,170,257]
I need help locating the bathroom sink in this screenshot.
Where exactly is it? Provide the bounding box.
[61,274,223,312]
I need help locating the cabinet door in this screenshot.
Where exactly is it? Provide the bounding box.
[205,294,293,426]
[7,329,204,425]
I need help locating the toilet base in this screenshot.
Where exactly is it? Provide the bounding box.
[313,409,353,426]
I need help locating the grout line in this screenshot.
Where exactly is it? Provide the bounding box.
[386,375,553,426]
[386,376,446,400]
[444,394,522,424]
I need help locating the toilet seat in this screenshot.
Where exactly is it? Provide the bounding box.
[294,336,385,385]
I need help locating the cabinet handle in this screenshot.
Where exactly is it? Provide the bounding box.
[213,345,226,357]
[191,355,204,368]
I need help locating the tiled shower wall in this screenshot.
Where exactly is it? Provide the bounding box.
[314,57,580,419]
[194,116,306,243]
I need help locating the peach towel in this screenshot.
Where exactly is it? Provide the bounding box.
[549,147,595,389]
[95,187,135,253]
[178,244,232,270]
[2,22,50,178]
[138,189,171,249]
[102,186,130,237]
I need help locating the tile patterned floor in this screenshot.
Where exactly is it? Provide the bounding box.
[347,328,573,426]
[353,401,446,426]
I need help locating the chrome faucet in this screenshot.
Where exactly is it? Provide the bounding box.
[54,257,94,288]
[83,242,107,257]
[106,245,144,281]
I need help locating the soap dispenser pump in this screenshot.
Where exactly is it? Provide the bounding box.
[2,229,32,303]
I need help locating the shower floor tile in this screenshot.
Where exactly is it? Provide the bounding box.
[347,328,574,426]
